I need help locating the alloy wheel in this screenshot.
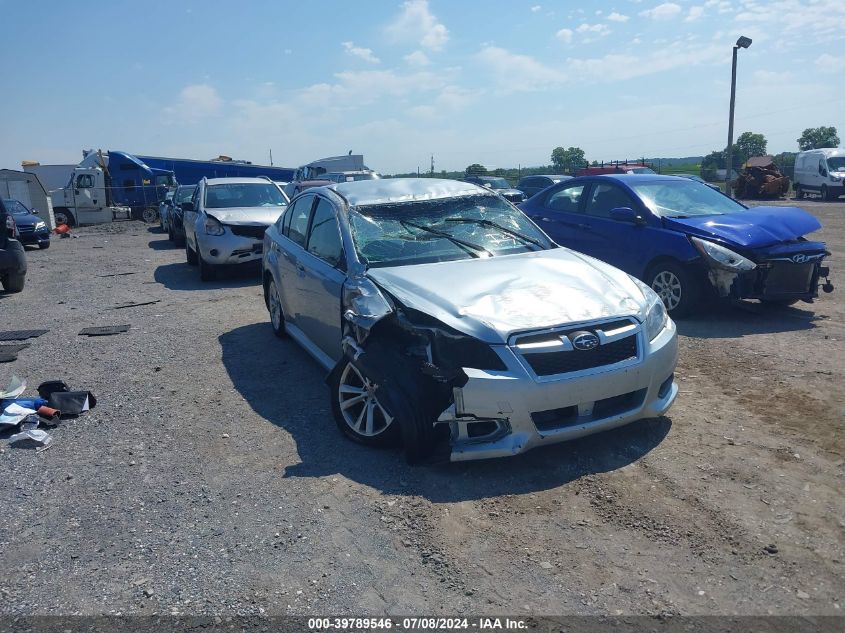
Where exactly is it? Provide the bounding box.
[651,270,683,311]
[269,281,282,330]
[337,363,394,437]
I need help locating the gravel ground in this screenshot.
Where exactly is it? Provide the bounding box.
[0,199,843,617]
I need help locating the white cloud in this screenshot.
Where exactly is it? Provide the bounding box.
[341,41,380,64]
[607,12,630,22]
[556,28,573,44]
[685,6,705,21]
[162,84,222,123]
[531,5,541,12]
[565,41,724,82]
[408,86,476,119]
[815,53,844,74]
[576,23,611,36]
[475,46,566,91]
[386,0,448,51]
[404,50,431,67]
[734,1,845,46]
[639,3,682,19]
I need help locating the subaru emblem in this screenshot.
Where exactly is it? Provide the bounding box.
[570,331,600,351]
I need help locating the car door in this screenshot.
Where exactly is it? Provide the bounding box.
[578,182,656,274]
[275,193,317,329]
[183,184,201,249]
[294,195,347,362]
[524,181,591,251]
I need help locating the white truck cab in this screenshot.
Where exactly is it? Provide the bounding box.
[51,167,130,226]
[794,148,845,201]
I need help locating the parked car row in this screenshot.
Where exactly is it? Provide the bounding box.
[158,170,833,464]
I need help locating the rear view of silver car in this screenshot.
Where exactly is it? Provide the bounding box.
[262,178,678,462]
[183,177,289,280]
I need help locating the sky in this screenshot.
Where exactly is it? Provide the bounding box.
[0,0,843,174]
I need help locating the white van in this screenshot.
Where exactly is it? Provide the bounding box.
[794,148,845,201]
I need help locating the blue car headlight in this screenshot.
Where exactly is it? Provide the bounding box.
[35,221,46,230]
[691,236,755,271]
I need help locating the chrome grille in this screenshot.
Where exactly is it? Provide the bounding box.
[511,318,640,378]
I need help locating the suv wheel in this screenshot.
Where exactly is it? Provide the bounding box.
[198,252,216,281]
[185,241,198,265]
[1,272,25,293]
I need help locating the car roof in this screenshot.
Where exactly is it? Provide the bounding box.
[572,174,684,183]
[326,177,493,206]
[205,177,273,185]
[523,174,568,179]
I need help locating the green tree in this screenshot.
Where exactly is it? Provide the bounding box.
[465,163,487,175]
[797,126,840,150]
[736,132,767,161]
[551,146,587,173]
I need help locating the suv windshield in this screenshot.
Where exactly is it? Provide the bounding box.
[2,200,30,215]
[630,180,746,218]
[348,194,553,268]
[205,183,287,209]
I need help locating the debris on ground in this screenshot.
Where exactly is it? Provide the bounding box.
[111,300,160,310]
[78,325,130,336]
[0,330,48,342]
[733,156,790,199]
[0,343,30,363]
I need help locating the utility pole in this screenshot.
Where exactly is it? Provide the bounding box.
[430,154,435,176]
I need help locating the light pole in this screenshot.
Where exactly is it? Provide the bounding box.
[725,35,752,197]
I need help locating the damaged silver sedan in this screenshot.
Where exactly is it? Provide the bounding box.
[262,179,678,462]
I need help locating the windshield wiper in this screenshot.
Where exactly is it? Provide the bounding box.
[443,217,545,249]
[399,219,492,258]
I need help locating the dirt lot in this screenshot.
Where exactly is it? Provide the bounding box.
[0,198,843,617]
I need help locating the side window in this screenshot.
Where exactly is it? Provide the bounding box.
[287,195,313,247]
[76,174,94,188]
[585,184,637,218]
[545,184,585,213]
[819,159,827,176]
[306,198,344,267]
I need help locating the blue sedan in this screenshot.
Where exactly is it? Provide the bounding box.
[519,175,833,317]
[2,199,50,249]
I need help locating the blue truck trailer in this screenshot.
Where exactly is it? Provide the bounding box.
[136,155,294,185]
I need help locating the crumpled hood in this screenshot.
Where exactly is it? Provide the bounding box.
[206,207,285,226]
[663,206,822,249]
[367,248,647,344]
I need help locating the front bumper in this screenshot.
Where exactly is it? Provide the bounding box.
[441,319,678,461]
[0,239,27,275]
[197,227,267,266]
[16,229,50,245]
[706,257,831,302]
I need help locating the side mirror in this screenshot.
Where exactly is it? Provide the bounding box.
[181,202,193,212]
[609,207,645,225]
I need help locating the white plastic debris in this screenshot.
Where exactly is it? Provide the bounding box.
[0,375,26,399]
[0,403,37,428]
[9,428,53,448]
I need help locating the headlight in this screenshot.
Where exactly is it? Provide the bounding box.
[204,216,225,236]
[343,277,393,327]
[631,277,669,341]
[690,236,755,271]
[35,221,46,230]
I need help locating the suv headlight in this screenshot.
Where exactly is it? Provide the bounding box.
[204,216,225,236]
[691,236,755,271]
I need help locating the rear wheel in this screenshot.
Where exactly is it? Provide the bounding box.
[142,207,158,223]
[1,272,25,293]
[267,279,287,337]
[646,262,700,318]
[330,360,399,447]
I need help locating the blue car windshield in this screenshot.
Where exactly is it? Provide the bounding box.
[2,199,31,215]
[349,194,553,268]
[630,180,746,218]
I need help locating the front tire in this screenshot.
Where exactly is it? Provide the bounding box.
[198,252,216,281]
[185,241,198,265]
[330,360,399,447]
[142,207,159,223]
[646,262,700,318]
[53,208,75,227]
[39,242,50,250]
[1,272,25,293]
